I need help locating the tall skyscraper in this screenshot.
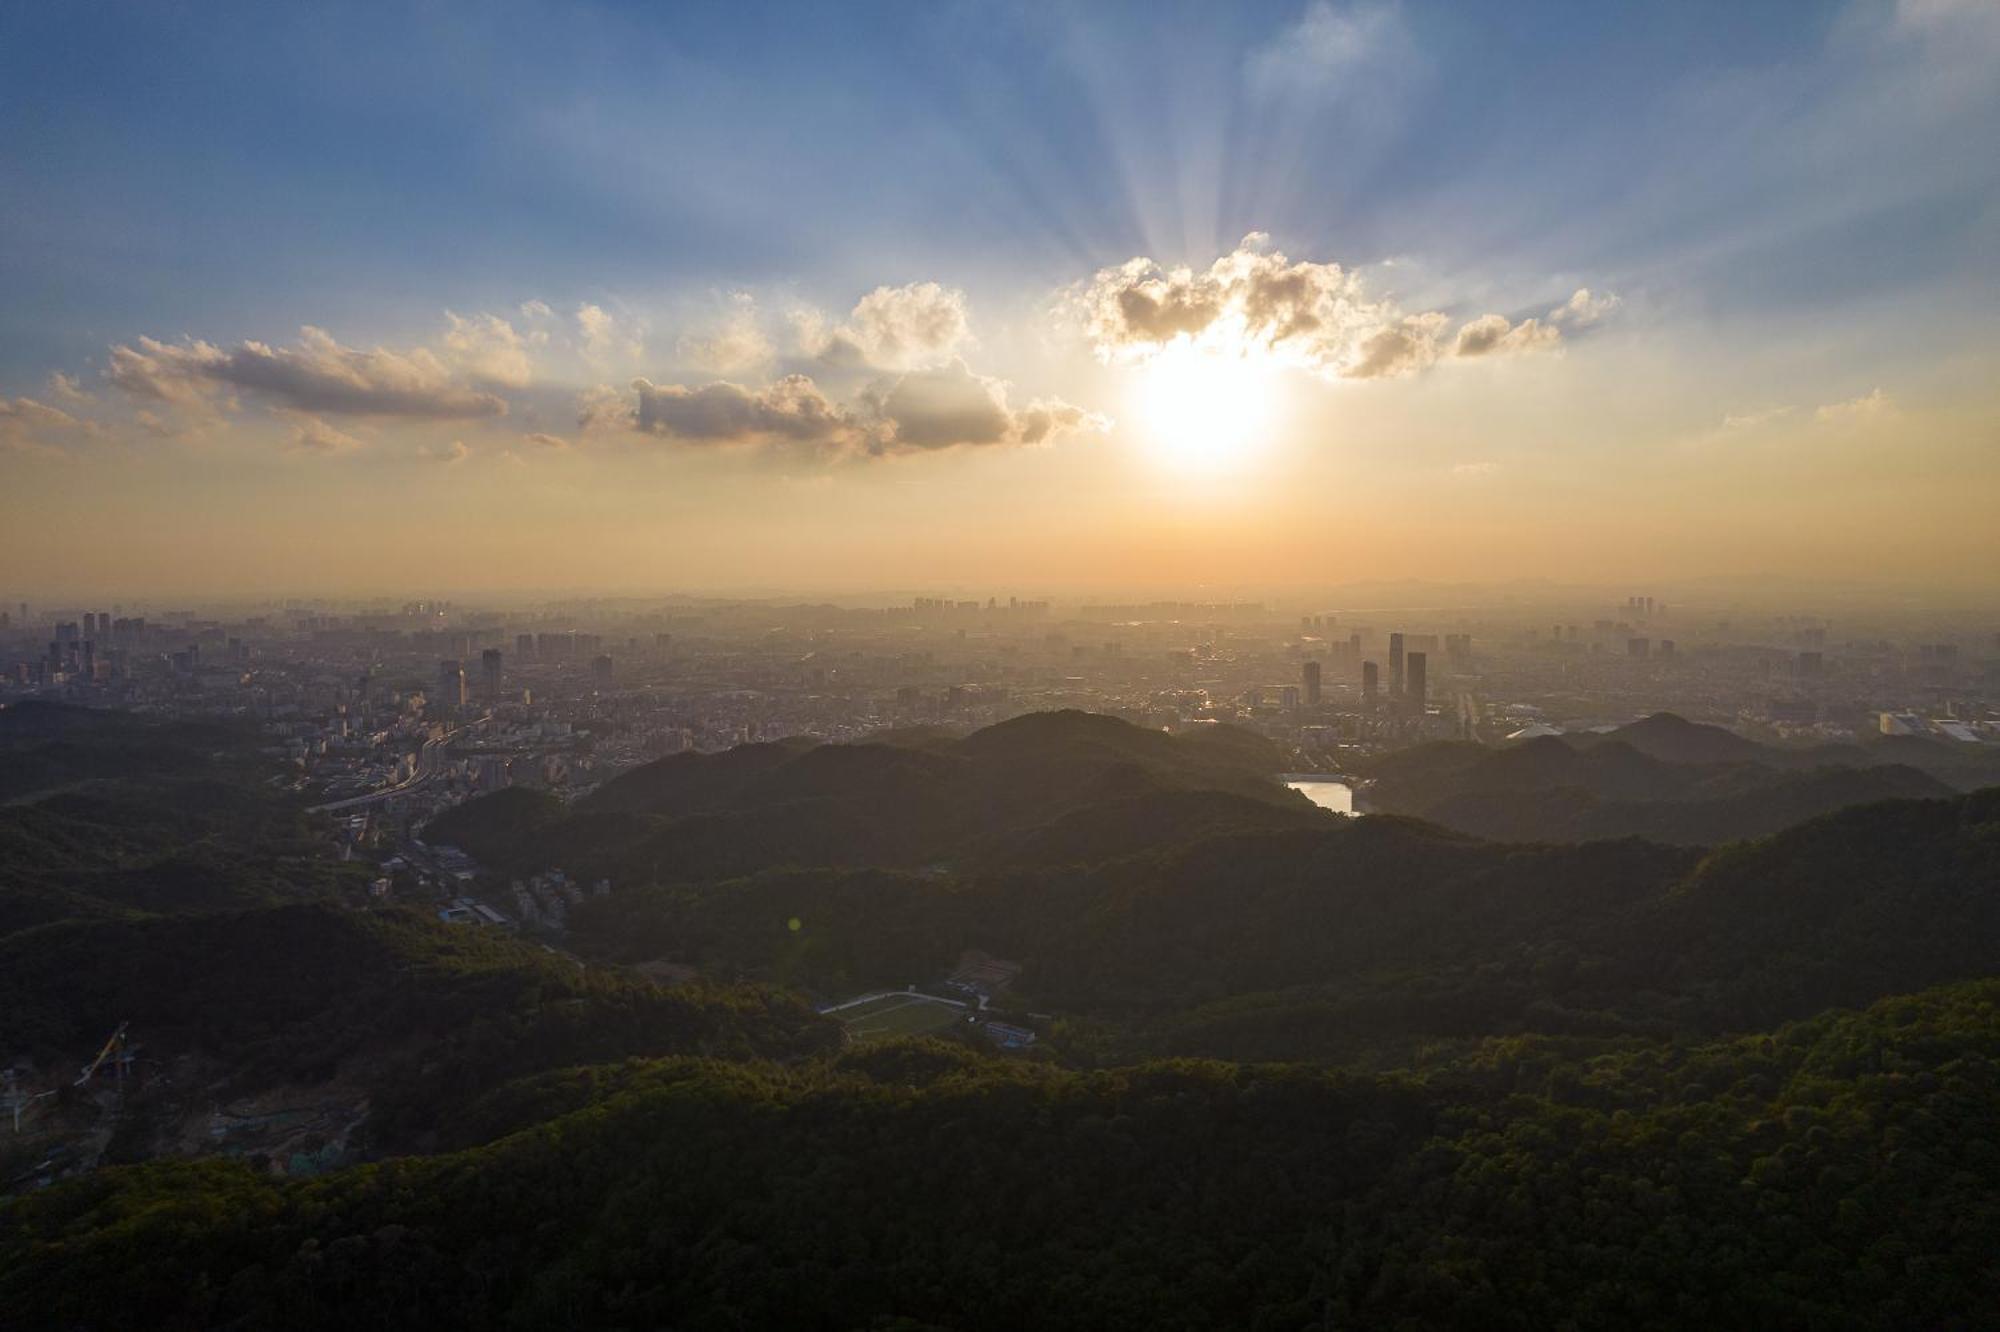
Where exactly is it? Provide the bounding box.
[437,659,466,713]
[1406,652,1427,711]
[480,648,503,699]
[591,654,614,687]
[1389,633,1405,696]
[1362,660,1379,707]
[1302,660,1322,706]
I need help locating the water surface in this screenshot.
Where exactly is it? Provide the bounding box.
[1285,779,1355,816]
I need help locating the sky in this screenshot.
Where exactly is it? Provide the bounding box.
[1,0,1995,599]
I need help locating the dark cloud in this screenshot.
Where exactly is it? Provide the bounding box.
[633,374,859,446]
[107,327,508,418]
[625,362,1103,457]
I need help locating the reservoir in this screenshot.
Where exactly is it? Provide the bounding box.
[1284,778,1356,816]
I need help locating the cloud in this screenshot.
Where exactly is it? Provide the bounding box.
[1015,398,1104,445]
[798,282,973,371]
[1815,388,1894,423]
[441,312,535,387]
[1457,287,1617,358]
[1549,287,1621,327]
[1720,405,1796,431]
[1352,313,1451,377]
[107,327,508,418]
[1450,461,1502,479]
[524,432,571,450]
[46,372,91,405]
[135,410,185,439]
[1073,235,1432,379]
[843,282,971,369]
[0,396,96,453]
[574,383,630,433]
[288,414,367,453]
[1453,313,1561,358]
[1073,236,1612,380]
[677,292,773,373]
[864,361,1012,448]
[624,362,1104,457]
[577,303,643,366]
[417,439,472,465]
[1247,1,1407,99]
[633,374,859,447]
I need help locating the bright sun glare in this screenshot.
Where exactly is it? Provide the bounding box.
[1137,342,1276,471]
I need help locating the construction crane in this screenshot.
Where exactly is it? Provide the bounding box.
[2,1068,58,1133]
[75,1021,131,1088]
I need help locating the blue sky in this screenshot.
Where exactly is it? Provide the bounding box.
[1,1,1995,594]
[7,1,1982,353]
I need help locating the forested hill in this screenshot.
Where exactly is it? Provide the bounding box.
[1361,711,1975,844]
[570,786,2000,1063]
[427,709,1324,879]
[0,702,360,936]
[6,978,1996,1330]
[0,705,837,1171]
[6,704,2000,1328]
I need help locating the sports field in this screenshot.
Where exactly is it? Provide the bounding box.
[835,992,966,1041]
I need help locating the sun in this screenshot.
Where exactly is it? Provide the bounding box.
[1135,341,1276,470]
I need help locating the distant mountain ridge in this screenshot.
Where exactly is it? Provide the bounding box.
[1364,711,1969,844]
[431,709,1320,881]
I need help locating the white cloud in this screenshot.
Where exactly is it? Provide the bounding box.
[441,312,535,388]
[1247,1,1407,100]
[798,282,973,372]
[677,292,774,373]
[1549,287,1621,327]
[577,303,644,367]
[841,282,971,369]
[1815,388,1894,423]
[524,432,572,450]
[1453,313,1561,358]
[1457,288,1617,359]
[288,414,368,453]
